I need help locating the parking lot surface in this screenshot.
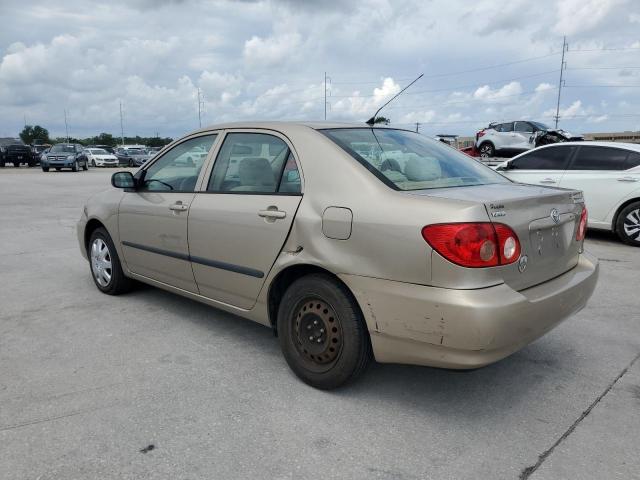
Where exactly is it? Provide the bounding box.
[1,168,639,480]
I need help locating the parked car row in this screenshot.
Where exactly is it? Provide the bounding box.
[1,137,160,170]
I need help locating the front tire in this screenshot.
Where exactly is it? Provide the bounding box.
[72,161,79,172]
[88,227,134,294]
[82,161,88,171]
[91,159,96,167]
[479,142,495,158]
[616,202,640,246]
[42,167,49,172]
[277,274,371,389]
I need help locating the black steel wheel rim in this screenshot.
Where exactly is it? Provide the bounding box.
[291,297,343,372]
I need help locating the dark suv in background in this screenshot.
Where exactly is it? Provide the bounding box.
[0,138,34,167]
[41,144,89,172]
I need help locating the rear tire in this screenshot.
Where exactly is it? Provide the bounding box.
[72,160,79,172]
[82,162,88,171]
[88,227,134,295]
[277,274,371,389]
[42,167,49,172]
[479,142,495,158]
[91,159,96,167]
[55,167,61,171]
[616,201,640,247]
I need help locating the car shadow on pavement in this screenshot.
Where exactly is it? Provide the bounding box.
[125,282,575,418]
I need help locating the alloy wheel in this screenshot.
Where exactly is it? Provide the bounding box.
[623,208,640,241]
[91,238,113,287]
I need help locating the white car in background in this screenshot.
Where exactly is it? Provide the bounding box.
[85,148,119,167]
[476,121,583,158]
[496,142,640,246]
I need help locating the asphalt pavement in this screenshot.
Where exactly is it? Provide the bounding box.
[1,168,638,480]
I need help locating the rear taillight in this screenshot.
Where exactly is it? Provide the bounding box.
[576,206,588,241]
[476,130,486,140]
[421,222,521,268]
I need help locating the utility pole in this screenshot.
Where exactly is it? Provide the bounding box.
[324,72,331,120]
[24,114,27,127]
[64,109,69,142]
[197,88,203,128]
[415,122,420,133]
[119,101,125,146]
[554,36,568,129]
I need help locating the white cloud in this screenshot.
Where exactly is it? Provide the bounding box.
[554,0,625,36]
[243,33,302,68]
[473,81,523,102]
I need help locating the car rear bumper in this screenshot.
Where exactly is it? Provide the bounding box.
[339,252,599,369]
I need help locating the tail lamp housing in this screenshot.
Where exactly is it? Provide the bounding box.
[422,222,521,268]
[576,206,588,241]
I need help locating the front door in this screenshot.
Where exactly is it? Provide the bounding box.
[118,134,219,292]
[188,131,303,309]
[504,145,576,187]
[513,121,535,151]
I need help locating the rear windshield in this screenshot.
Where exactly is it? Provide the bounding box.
[322,128,509,191]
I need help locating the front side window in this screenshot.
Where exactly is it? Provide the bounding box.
[322,128,509,191]
[207,133,299,194]
[569,146,630,171]
[140,134,217,192]
[514,122,532,133]
[510,146,575,170]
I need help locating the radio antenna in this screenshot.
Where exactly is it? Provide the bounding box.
[366,73,423,126]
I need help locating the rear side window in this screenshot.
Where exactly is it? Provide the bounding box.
[322,128,509,191]
[498,123,514,132]
[207,133,300,194]
[569,146,630,171]
[510,146,575,170]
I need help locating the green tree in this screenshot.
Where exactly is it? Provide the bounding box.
[373,116,390,125]
[19,125,50,145]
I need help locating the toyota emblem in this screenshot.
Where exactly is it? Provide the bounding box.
[550,208,560,224]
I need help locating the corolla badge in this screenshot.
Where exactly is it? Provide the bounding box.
[550,208,560,224]
[518,255,528,273]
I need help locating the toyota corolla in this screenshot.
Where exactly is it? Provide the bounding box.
[77,122,598,389]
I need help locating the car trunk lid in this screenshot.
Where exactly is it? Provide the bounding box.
[410,183,584,291]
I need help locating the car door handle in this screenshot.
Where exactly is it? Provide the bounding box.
[258,209,286,219]
[540,178,556,184]
[169,202,189,211]
[617,176,638,183]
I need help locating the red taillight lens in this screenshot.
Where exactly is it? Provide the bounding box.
[476,130,486,140]
[422,223,521,268]
[576,206,588,241]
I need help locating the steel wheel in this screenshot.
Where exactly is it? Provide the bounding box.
[623,208,640,241]
[91,238,113,287]
[292,298,343,372]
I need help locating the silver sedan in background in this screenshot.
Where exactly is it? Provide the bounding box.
[77,122,598,389]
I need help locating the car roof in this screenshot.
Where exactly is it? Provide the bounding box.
[188,121,414,135]
[535,141,640,152]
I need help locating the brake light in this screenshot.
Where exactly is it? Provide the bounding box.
[476,130,486,140]
[576,206,588,241]
[421,223,521,268]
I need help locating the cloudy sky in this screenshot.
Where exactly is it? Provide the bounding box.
[1,0,639,139]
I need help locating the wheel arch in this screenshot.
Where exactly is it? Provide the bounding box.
[478,140,495,151]
[267,264,362,333]
[612,197,640,231]
[84,218,108,253]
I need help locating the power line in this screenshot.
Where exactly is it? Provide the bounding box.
[568,47,640,52]
[564,84,640,88]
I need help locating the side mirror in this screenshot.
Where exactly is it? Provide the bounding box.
[496,162,510,172]
[112,171,136,189]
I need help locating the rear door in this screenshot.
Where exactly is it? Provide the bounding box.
[118,133,219,292]
[188,130,303,309]
[559,146,640,224]
[503,145,576,186]
[513,121,535,151]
